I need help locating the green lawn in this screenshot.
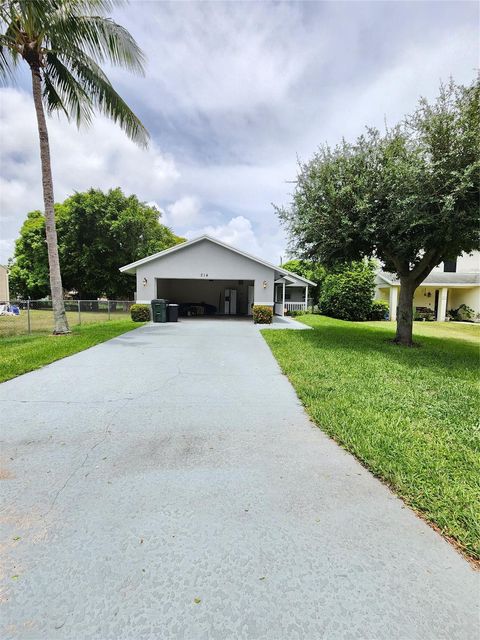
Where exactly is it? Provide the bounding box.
[262,316,480,560]
[0,319,143,383]
[0,308,131,337]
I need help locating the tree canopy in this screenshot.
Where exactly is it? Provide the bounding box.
[281,259,325,302]
[10,188,184,299]
[276,79,480,344]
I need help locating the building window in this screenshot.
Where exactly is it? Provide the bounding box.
[444,259,457,273]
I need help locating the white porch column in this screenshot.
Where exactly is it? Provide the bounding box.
[282,281,286,316]
[305,285,309,310]
[437,287,448,321]
[389,286,399,322]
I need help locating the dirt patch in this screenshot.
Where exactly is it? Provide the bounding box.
[0,465,14,480]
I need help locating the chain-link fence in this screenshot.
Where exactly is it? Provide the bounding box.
[0,299,134,337]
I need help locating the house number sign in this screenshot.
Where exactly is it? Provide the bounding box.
[200,273,209,277]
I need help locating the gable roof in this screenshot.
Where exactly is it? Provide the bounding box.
[377,270,480,287]
[119,235,316,285]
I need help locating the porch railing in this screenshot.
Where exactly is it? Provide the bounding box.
[285,302,307,312]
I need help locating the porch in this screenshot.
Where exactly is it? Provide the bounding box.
[376,283,480,322]
[274,278,309,316]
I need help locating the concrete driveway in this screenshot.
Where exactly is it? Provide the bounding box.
[1,320,477,639]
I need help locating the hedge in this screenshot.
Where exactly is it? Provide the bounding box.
[130,304,150,322]
[320,261,375,321]
[253,305,273,324]
[368,299,390,320]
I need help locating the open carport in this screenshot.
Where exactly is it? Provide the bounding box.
[156,278,254,316]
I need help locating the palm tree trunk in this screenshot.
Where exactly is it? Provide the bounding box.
[31,68,69,334]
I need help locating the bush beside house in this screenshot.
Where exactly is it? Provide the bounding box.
[130,304,150,322]
[368,299,390,320]
[448,304,475,322]
[253,305,273,324]
[319,261,376,321]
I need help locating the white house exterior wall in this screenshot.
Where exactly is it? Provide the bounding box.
[437,251,480,274]
[448,287,480,317]
[134,240,275,305]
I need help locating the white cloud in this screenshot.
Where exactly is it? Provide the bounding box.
[191,215,256,247]
[0,88,179,262]
[119,2,314,115]
[165,195,202,227]
[184,215,287,265]
[1,1,478,267]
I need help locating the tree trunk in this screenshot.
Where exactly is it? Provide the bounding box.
[31,68,69,334]
[394,277,416,346]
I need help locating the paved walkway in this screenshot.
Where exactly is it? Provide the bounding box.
[1,320,477,639]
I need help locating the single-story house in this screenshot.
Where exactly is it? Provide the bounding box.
[120,235,315,316]
[375,251,480,322]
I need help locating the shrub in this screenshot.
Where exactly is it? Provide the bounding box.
[448,304,474,322]
[253,305,273,324]
[414,306,435,321]
[130,303,150,322]
[287,309,307,317]
[319,261,375,321]
[368,299,389,320]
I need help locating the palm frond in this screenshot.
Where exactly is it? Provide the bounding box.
[0,0,149,146]
[0,31,18,80]
[44,47,148,145]
[0,44,13,80]
[44,51,93,124]
[48,14,145,74]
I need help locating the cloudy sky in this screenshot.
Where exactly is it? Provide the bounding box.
[0,0,478,264]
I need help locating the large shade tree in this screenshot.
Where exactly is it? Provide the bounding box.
[10,188,184,300]
[0,0,148,333]
[277,79,480,345]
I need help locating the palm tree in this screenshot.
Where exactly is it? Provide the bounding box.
[0,0,148,333]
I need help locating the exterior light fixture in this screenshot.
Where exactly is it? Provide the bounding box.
[263,280,268,289]
[142,277,148,287]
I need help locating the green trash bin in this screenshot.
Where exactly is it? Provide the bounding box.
[151,299,168,323]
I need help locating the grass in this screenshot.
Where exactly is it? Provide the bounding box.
[262,315,480,561]
[0,308,131,337]
[0,319,144,383]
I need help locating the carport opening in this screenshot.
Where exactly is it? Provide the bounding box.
[156,278,254,317]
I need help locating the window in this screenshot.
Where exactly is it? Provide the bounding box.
[444,259,457,273]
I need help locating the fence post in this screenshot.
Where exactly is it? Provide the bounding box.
[27,299,31,334]
[108,300,111,321]
[78,299,81,325]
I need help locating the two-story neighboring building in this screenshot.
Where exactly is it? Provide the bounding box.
[375,251,480,322]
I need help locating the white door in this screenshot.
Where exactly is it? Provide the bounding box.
[247,285,254,316]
